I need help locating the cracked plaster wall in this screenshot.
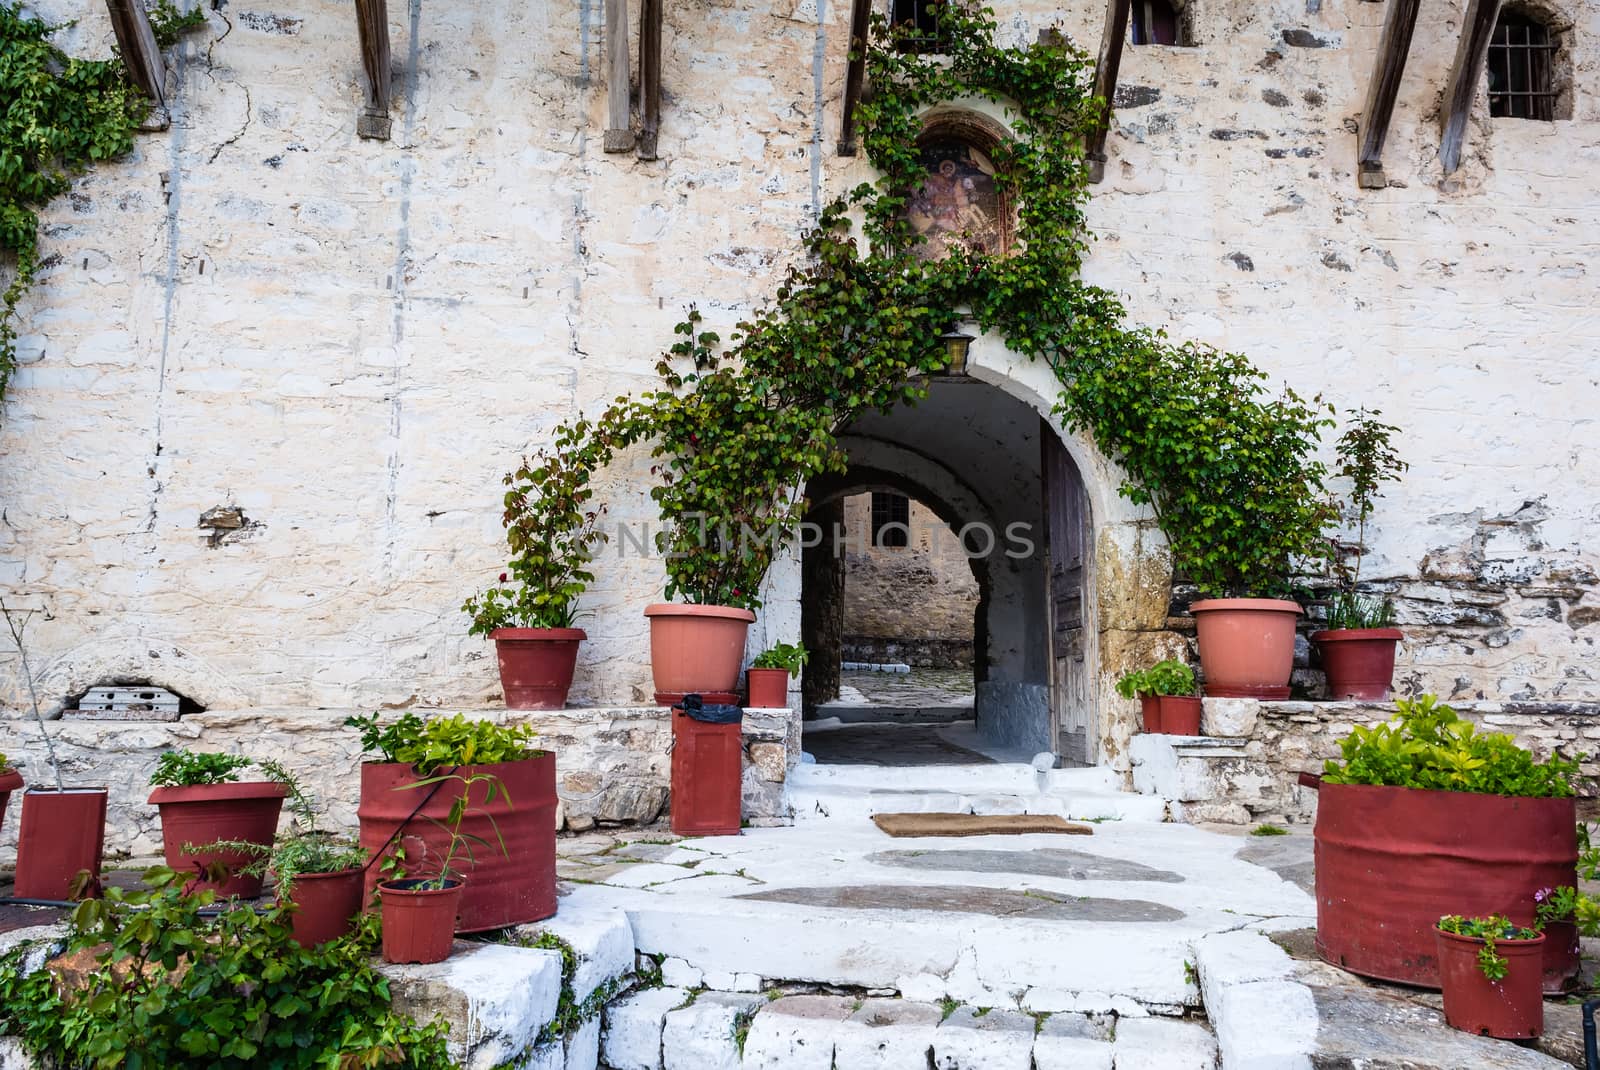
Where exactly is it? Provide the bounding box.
[0,0,1596,740]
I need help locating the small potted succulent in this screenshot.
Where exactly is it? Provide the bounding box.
[0,751,21,828]
[1313,410,1407,699]
[747,642,807,708]
[196,761,369,947]
[1115,659,1202,735]
[462,436,608,710]
[377,765,509,965]
[148,749,289,898]
[1435,914,1545,1039]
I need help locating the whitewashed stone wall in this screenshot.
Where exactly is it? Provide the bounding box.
[0,0,1596,736]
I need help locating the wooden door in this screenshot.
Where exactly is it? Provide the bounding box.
[1043,419,1093,766]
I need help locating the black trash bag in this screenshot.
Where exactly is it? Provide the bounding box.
[673,693,743,724]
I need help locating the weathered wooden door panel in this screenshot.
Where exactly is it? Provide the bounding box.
[1043,419,1093,766]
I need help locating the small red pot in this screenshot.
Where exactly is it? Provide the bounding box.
[283,868,366,948]
[14,788,108,900]
[1436,928,1545,1039]
[0,768,23,830]
[746,668,790,709]
[380,879,464,964]
[1312,628,1403,701]
[1136,695,1201,734]
[1137,695,1164,734]
[149,781,289,898]
[491,627,586,710]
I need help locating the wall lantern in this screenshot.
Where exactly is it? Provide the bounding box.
[938,329,975,376]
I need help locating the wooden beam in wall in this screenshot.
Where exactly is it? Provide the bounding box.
[1438,0,1504,174]
[355,0,393,140]
[1084,0,1133,184]
[604,0,636,152]
[637,0,663,159]
[1356,0,1421,189]
[837,0,871,156]
[104,0,167,127]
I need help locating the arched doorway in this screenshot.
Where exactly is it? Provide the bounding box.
[796,376,1097,766]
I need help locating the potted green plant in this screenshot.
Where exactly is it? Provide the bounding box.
[3,599,108,901]
[463,436,607,710]
[747,643,807,708]
[1310,695,1578,991]
[1435,914,1545,1039]
[195,761,369,947]
[1313,410,1407,700]
[377,764,510,965]
[147,749,289,898]
[0,751,21,829]
[347,712,556,930]
[1114,659,1201,735]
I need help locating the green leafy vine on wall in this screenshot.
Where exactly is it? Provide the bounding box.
[0,1,201,413]
[483,3,1341,614]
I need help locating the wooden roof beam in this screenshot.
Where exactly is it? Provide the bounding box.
[1438,0,1504,174]
[604,0,636,152]
[637,0,662,159]
[1356,0,1420,189]
[104,0,168,128]
[1084,0,1132,184]
[837,0,871,156]
[355,0,393,140]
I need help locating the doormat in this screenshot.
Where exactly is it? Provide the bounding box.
[871,813,1094,837]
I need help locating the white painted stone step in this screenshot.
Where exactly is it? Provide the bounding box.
[789,762,1122,794]
[786,762,1168,823]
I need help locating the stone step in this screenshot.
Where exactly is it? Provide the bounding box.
[600,990,1219,1070]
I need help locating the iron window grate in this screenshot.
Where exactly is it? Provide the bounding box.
[1487,16,1558,120]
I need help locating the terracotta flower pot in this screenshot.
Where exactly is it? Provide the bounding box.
[1157,695,1202,735]
[358,753,557,931]
[1137,695,1164,734]
[746,668,790,709]
[490,627,586,709]
[1313,781,1578,990]
[1436,928,1545,1039]
[379,879,464,965]
[1312,628,1403,701]
[645,603,756,706]
[1190,598,1303,700]
[0,768,22,831]
[283,868,366,948]
[149,781,290,898]
[14,788,108,900]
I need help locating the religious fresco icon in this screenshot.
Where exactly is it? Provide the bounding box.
[905,138,1005,260]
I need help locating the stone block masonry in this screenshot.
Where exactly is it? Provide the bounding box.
[0,706,801,865]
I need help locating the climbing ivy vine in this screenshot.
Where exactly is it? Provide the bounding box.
[491,6,1342,615]
[0,1,201,415]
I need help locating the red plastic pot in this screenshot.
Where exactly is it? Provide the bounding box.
[746,668,790,709]
[1190,598,1302,700]
[149,781,289,898]
[0,768,22,830]
[670,708,742,837]
[1313,781,1577,991]
[14,788,108,900]
[645,603,756,706]
[358,753,556,931]
[379,879,464,965]
[283,868,366,947]
[1312,628,1403,701]
[1139,695,1201,735]
[491,627,586,709]
[1436,928,1545,1039]
[1137,695,1164,734]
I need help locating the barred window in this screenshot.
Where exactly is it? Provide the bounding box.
[1130,0,1183,46]
[871,492,911,548]
[892,0,949,52]
[1487,13,1558,120]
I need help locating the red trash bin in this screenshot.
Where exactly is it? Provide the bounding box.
[670,701,743,837]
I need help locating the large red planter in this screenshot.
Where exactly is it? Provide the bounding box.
[670,708,743,837]
[1313,781,1577,991]
[1138,695,1201,735]
[746,668,790,709]
[379,879,464,965]
[1191,598,1302,700]
[645,603,755,706]
[14,788,108,900]
[491,627,585,709]
[1437,928,1545,1039]
[358,753,556,931]
[1312,628,1403,700]
[0,768,22,830]
[283,868,366,947]
[149,781,289,898]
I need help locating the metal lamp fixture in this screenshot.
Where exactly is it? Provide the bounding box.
[938,329,975,376]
